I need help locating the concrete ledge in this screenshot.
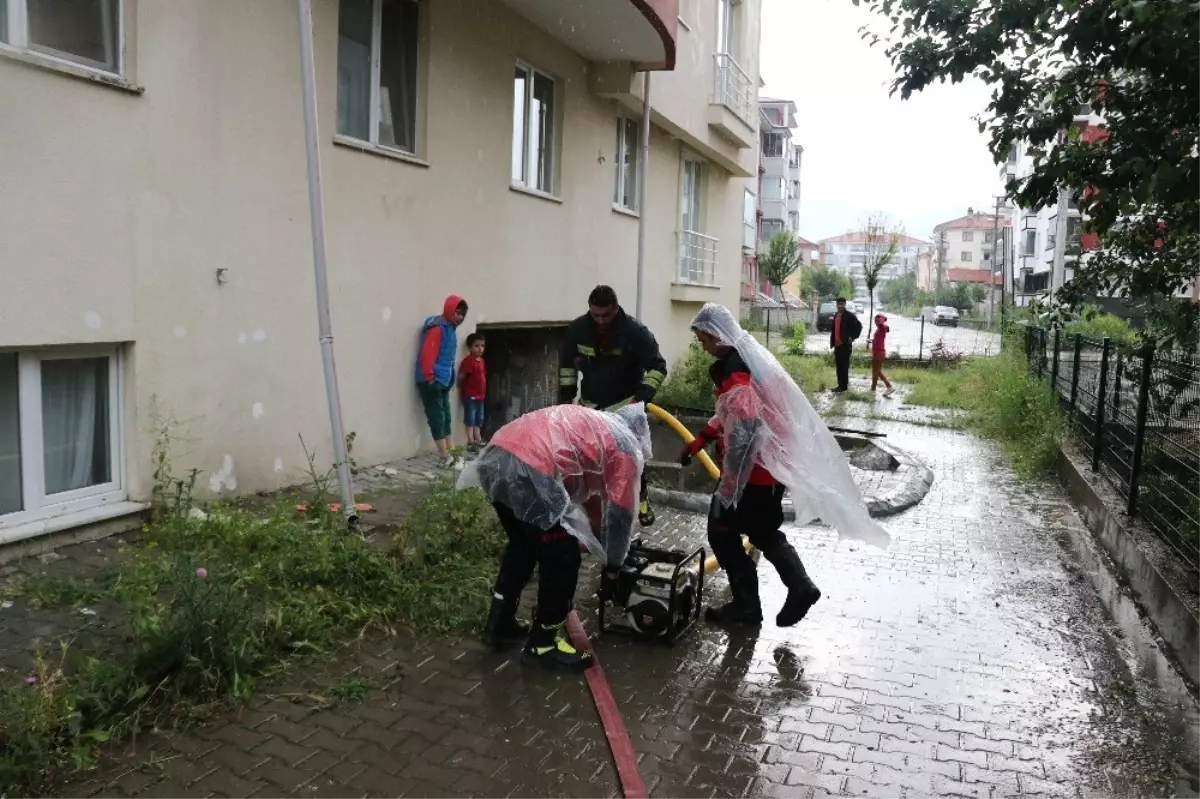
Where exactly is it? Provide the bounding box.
[0,502,148,566]
[1057,448,1200,689]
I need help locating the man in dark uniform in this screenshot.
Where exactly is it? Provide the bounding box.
[558,285,667,526]
[829,297,862,393]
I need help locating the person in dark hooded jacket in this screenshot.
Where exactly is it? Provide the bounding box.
[415,295,468,462]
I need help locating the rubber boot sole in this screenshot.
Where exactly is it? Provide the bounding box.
[776,587,821,627]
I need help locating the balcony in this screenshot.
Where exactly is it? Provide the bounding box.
[673,230,721,303]
[708,53,756,149]
[498,0,678,69]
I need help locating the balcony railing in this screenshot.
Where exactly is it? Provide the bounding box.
[679,230,719,285]
[713,53,755,125]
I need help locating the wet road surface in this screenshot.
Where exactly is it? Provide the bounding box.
[74,419,1197,798]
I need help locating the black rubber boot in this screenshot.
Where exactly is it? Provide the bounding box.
[704,569,763,625]
[521,622,593,672]
[481,594,530,651]
[638,498,656,527]
[762,543,821,627]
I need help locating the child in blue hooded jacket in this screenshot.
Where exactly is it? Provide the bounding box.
[415,294,468,461]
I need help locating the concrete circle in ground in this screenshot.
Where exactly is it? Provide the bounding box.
[647,434,934,521]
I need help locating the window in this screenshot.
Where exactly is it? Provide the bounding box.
[760,131,784,159]
[512,62,556,194]
[613,116,640,212]
[962,231,974,242]
[788,211,799,232]
[982,251,992,262]
[984,231,994,243]
[716,0,734,56]
[337,0,420,154]
[679,154,715,284]
[761,219,784,241]
[1023,230,1037,255]
[0,348,123,527]
[1,0,122,74]
[742,188,756,250]
[762,177,785,201]
[961,252,972,262]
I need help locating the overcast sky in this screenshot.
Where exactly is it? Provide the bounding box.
[759,0,1002,243]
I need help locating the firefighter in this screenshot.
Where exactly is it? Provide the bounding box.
[457,404,651,671]
[558,285,667,527]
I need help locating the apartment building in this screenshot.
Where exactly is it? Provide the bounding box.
[0,0,762,543]
[819,232,932,300]
[931,209,1008,302]
[741,95,802,307]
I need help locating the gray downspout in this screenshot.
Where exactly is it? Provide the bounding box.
[635,71,651,320]
[296,0,357,523]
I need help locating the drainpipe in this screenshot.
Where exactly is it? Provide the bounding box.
[635,71,652,320]
[296,0,357,523]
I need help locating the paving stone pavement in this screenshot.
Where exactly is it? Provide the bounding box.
[36,420,1200,798]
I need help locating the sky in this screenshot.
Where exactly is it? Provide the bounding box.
[759,0,1002,243]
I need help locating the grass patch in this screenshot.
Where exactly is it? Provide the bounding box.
[327,675,375,704]
[0,460,501,794]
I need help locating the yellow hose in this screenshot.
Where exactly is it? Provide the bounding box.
[645,403,756,574]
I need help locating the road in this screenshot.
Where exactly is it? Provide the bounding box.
[801,315,1003,359]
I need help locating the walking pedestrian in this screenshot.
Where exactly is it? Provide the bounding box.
[415,295,468,466]
[458,403,651,671]
[829,297,862,393]
[681,303,888,626]
[558,285,667,527]
[870,314,894,397]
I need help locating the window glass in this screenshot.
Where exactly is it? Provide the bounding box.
[531,71,555,192]
[0,354,20,515]
[28,0,119,72]
[0,1,8,44]
[512,66,528,183]
[619,117,639,209]
[336,0,372,141]
[377,0,419,152]
[42,357,110,495]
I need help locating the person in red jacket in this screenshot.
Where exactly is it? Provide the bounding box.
[870,314,894,397]
[415,295,468,463]
[456,403,650,671]
[458,333,487,447]
[680,303,889,627]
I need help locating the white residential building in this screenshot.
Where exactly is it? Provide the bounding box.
[819,232,933,300]
[0,0,763,543]
[757,97,802,245]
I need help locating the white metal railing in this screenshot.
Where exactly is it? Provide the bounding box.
[713,53,755,124]
[679,230,719,285]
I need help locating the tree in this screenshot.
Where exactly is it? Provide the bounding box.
[758,232,803,320]
[861,212,901,340]
[800,262,853,302]
[880,273,918,310]
[854,0,1199,348]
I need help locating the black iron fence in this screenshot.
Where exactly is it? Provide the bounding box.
[1024,327,1200,563]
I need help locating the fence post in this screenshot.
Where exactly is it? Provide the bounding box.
[1038,329,1046,380]
[1069,334,1082,412]
[918,315,925,362]
[1092,337,1111,472]
[1126,343,1155,516]
[1050,329,1061,395]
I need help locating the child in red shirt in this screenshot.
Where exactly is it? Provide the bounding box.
[459,333,487,446]
[871,314,894,397]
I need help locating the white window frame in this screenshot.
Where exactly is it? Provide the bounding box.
[0,347,125,531]
[512,59,558,197]
[613,113,641,213]
[335,0,421,157]
[961,251,973,262]
[0,0,125,77]
[962,230,974,242]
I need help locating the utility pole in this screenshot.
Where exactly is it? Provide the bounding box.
[1049,187,1069,306]
[634,71,651,320]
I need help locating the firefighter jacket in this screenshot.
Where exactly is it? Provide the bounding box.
[557,308,667,410]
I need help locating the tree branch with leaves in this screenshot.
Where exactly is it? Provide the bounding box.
[854,0,1199,348]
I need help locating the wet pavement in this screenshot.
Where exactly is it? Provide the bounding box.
[798,316,1002,359]
[38,419,1200,797]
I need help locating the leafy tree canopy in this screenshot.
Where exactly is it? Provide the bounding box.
[854,0,1199,347]
[801,262,854,302]
[759,232,803,297]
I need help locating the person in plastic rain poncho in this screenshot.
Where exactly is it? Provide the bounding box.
[681,303,889,627]
[457,403,651,671]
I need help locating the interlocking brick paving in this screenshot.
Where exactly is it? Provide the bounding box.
[9,420,1196,798]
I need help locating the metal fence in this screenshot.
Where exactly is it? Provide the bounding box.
[1024,326,1200,563]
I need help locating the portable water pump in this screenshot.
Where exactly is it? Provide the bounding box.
[598,538,705,645]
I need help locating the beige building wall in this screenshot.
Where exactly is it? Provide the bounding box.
[0,0,755,522]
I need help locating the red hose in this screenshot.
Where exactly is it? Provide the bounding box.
[565,611,648,799]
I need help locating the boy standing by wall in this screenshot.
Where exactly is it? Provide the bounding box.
[459,332,487,448]
[415,295,468,464]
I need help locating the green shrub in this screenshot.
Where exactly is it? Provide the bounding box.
[1064,305,1139,351]
[654,342,716,411]
[784,322,807,356]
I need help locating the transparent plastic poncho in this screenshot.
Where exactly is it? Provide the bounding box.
[456,403,651,566]
[690,303,890,549]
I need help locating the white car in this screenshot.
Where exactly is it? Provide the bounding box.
[923,305,960,327]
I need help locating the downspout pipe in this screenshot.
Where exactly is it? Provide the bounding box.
[635,71,651,320]
[296,0,357,523]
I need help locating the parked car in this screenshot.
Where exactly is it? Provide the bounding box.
[816,301,839,332]
[923,305,960,327]
[852,300,866,314]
